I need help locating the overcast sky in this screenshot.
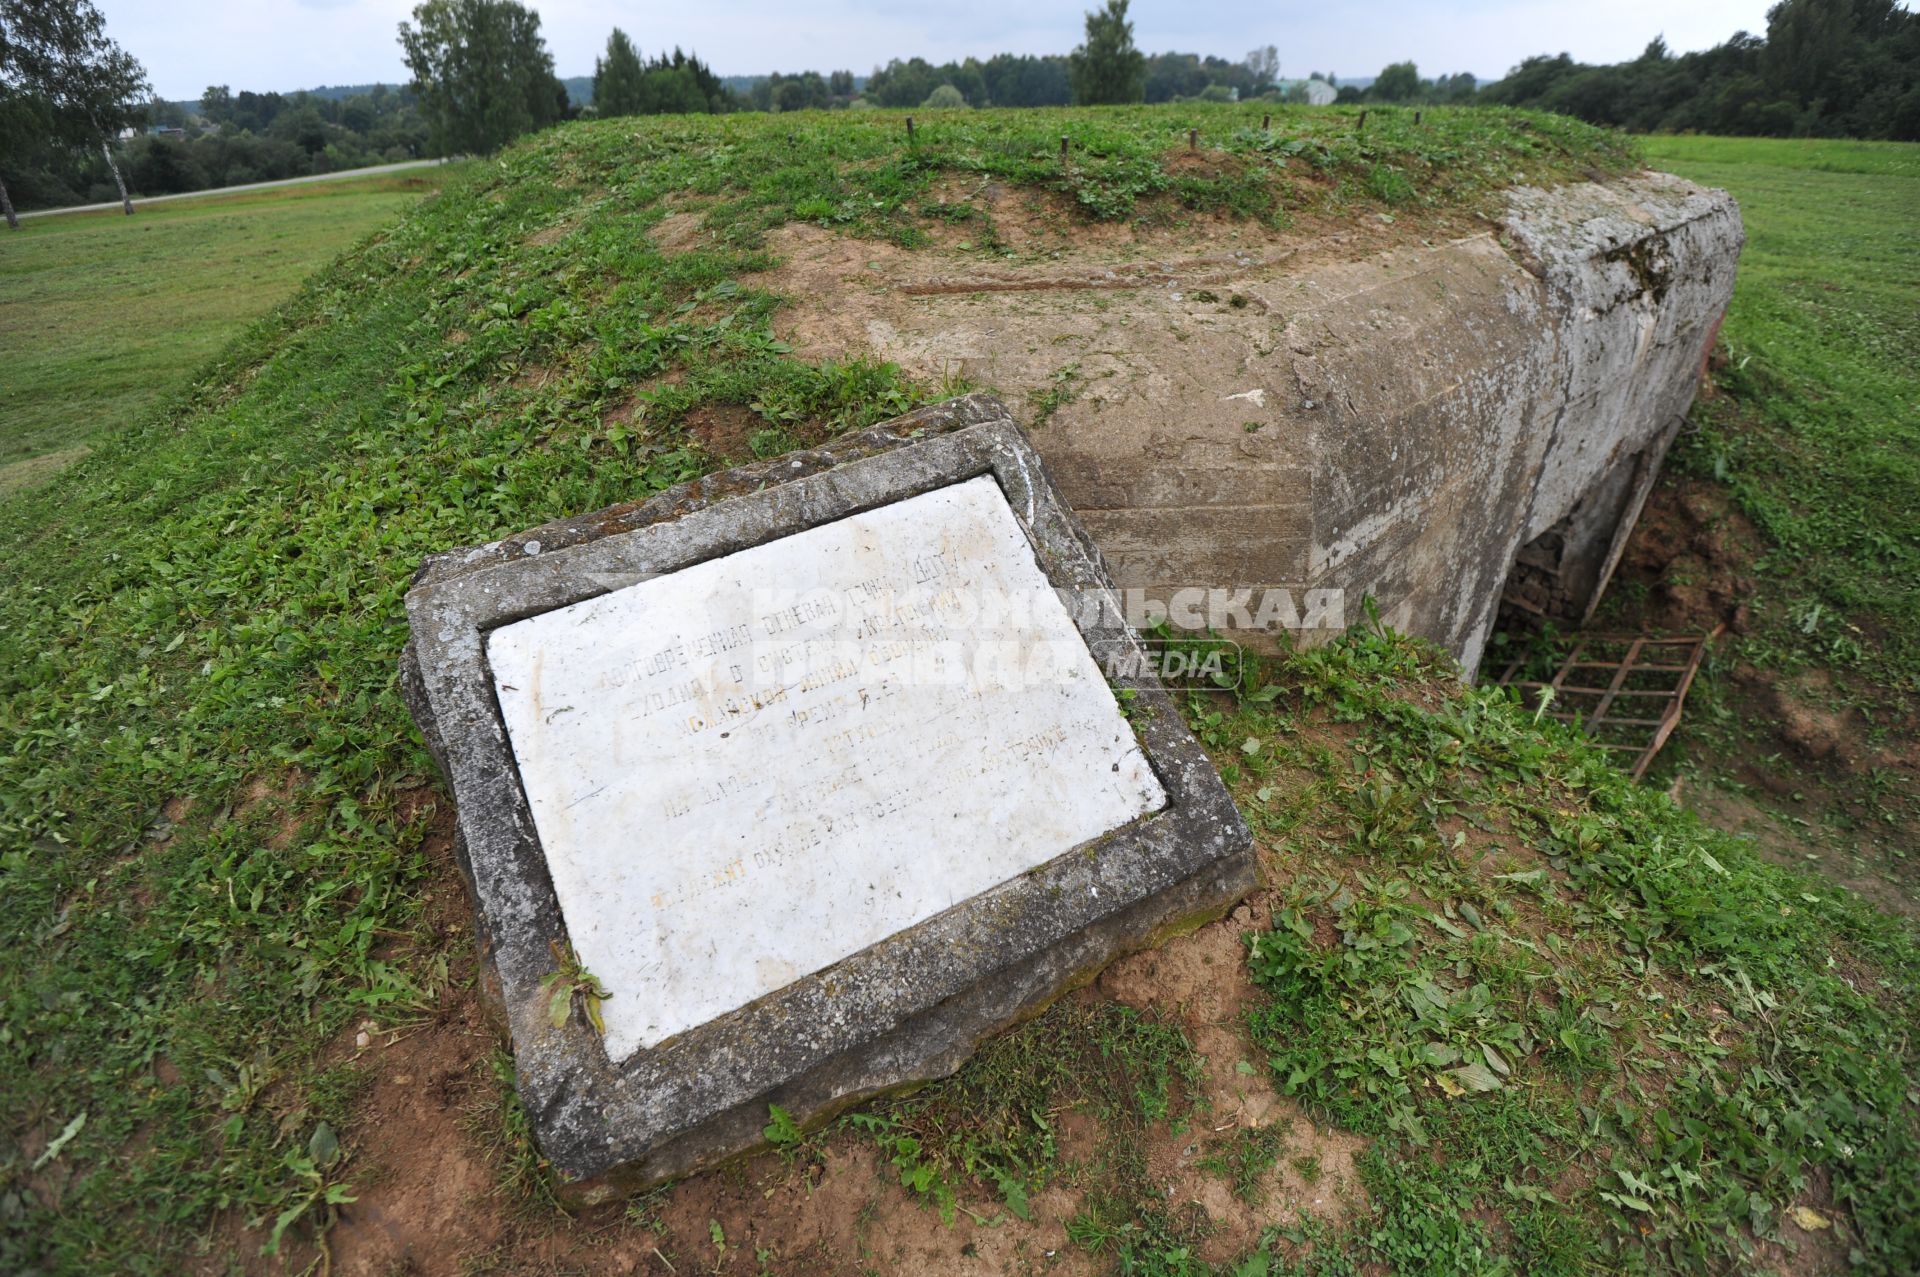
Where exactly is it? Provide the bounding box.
[105,0,1790,101]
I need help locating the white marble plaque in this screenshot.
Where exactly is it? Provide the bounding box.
[487,476,1166,1060]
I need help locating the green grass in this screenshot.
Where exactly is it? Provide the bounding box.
[7,105,1909,1276]
[0,170,452,484]
[1205,631,1917,1275]
[851,1002,1203,1231]
[1637,136,1920,689]
[1540,136,1920,891]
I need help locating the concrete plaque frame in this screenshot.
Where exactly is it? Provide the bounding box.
[399,393,1255,1201]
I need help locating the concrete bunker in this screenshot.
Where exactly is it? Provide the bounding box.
[749,171,1743,676]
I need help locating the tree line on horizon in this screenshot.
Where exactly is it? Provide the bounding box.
[420,0,1920,144]
[0,80,432,214]
[3,0,1916,219]
[1481,2,1919,139]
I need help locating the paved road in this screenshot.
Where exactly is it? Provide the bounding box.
[17,158,452,220]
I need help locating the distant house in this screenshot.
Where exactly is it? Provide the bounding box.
[147,125,186,139]
[1273,79,1339,106]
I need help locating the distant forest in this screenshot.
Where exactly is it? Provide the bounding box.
[1482,2,1919,139]
[7,83,429,210]
[8,0,1914,211]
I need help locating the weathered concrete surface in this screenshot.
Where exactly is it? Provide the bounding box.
[399,395,1255,1201]
[758,172,1743,676]
[1496,179,1741,639]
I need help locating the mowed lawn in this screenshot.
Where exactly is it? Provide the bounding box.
[1638,136,1920,685]
[0,171,452,491]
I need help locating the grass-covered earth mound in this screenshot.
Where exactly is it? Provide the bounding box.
[1,106,1913,1276]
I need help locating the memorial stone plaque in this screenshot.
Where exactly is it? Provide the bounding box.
[400,394,1254,1201]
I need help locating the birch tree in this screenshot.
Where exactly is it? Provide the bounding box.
[1244,45,1280,92]
[0,0,149,225]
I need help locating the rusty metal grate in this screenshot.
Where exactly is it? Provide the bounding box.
[1494,630,1720,779]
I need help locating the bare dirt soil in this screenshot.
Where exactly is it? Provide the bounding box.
[750,182,1464,433]
[236,806,1368,1277]
[1586,459,1920,915]
[684,402,766,462]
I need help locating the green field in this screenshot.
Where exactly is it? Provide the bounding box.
[0,110,1914,1275]
[1640,136,1919,687]
[0,171,452,491]
[1593,137,1920,896]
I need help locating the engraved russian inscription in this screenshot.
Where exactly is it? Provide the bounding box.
[487,476,1165,1060]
